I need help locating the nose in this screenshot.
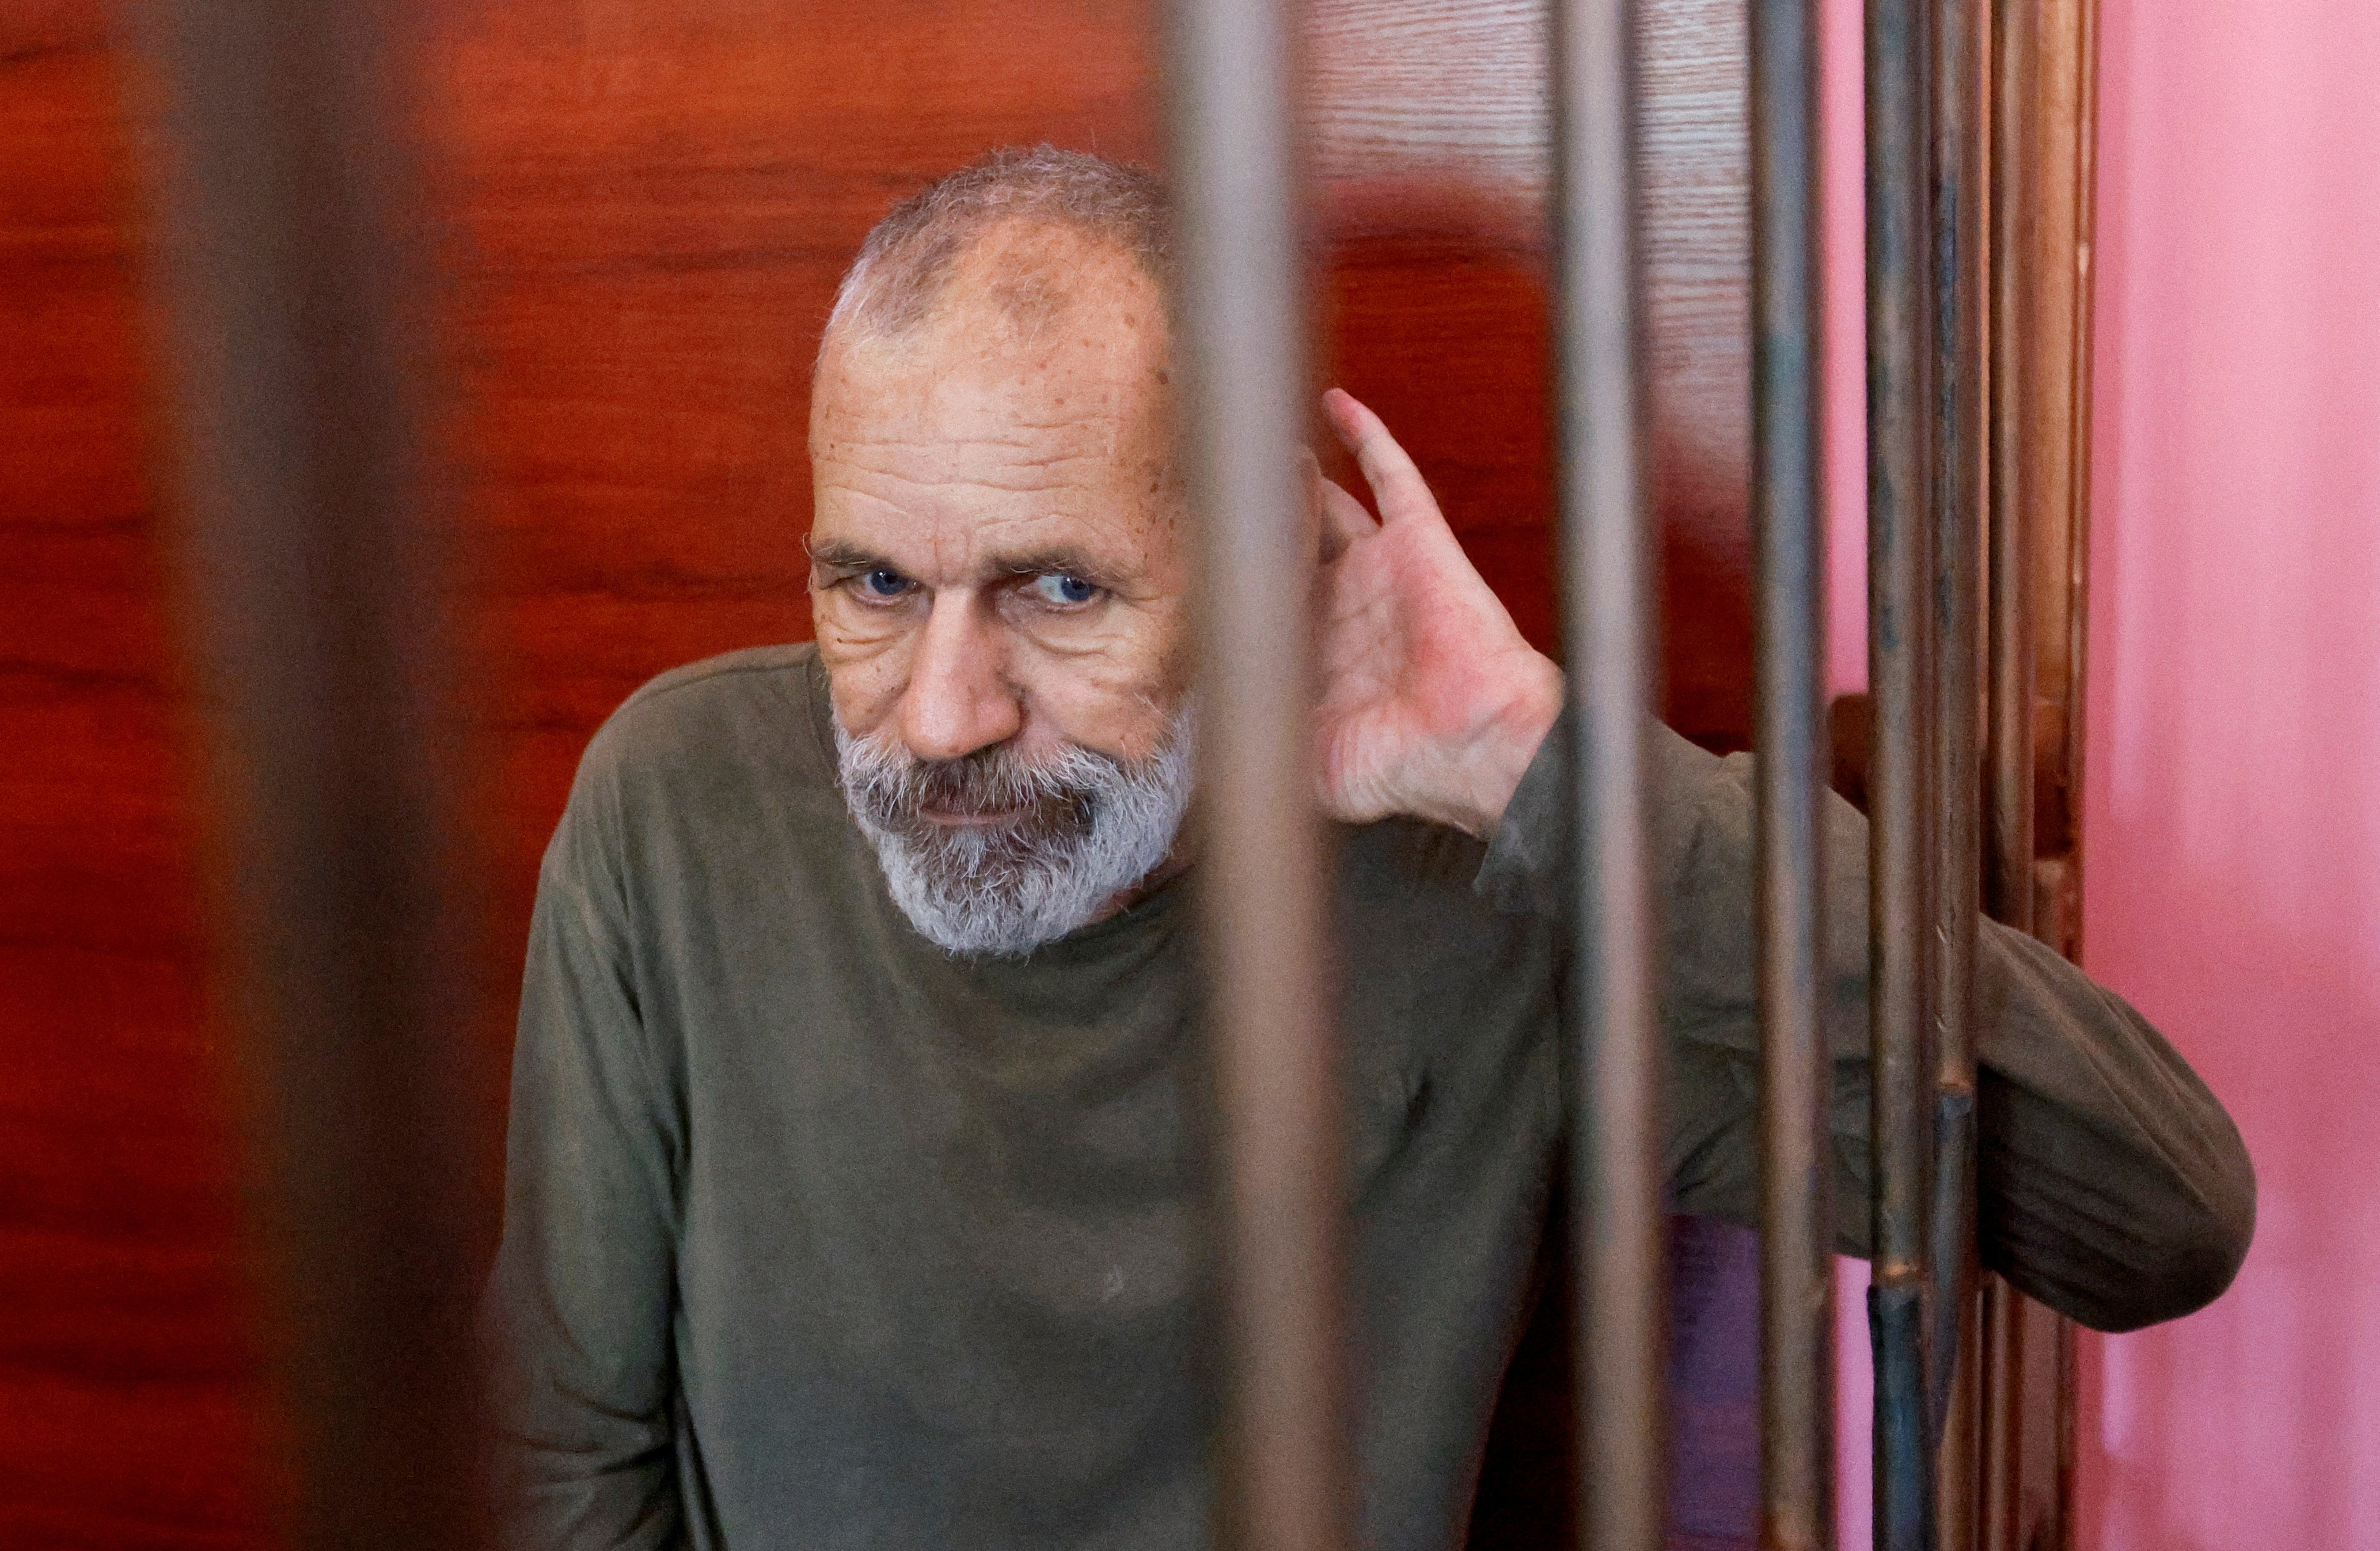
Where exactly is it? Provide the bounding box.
[898,589,1023,761]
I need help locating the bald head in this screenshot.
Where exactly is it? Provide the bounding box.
[822,145,1170,355]
[814,214,1174,399]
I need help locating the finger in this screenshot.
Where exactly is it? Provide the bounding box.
[1319,476,1376,555]
[1322,386,1444,529]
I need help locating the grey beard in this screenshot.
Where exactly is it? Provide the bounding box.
[833,711,1196,958]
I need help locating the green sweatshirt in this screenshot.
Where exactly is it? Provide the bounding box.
[483,644,2251,1551]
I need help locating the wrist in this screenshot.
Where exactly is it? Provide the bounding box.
[1433,653,1564,837]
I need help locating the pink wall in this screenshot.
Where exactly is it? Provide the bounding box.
[1821,0,1870,706]
[1823,2,2380,1544]
[2078,0,2380,1544]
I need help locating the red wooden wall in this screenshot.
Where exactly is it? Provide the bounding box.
[1,3,279,1545]
[1,2,1751,1543]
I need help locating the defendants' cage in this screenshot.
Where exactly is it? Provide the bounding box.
[1168,2,2092,1549]
[142,0,2100,1546]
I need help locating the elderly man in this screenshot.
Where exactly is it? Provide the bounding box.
[484,148,2251,1550]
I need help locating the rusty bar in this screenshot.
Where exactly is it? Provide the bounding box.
[1977,8,2038,1542]
[1977,2,2049,1545]
[2048,0,2101,968]
[1983,0,2100,1541]
[1550,2,1666,1548]
[2049,12,2100,1534]
[1975,1276,2026,1549]
[1163,3,1354,1549]
[1926,2,1988,1545]
[1866,0,1940,1541]
[136,2,487,1547]
[1749,0,1836,1545]
[1983,0,2036,940]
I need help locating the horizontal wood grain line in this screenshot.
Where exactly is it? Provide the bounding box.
[0,659,173,699]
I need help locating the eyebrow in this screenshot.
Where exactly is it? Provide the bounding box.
[989,547,1131,591]
[805,536,1130,592]
[804,537,887,575]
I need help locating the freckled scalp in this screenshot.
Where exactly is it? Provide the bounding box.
[823,146,1172,355]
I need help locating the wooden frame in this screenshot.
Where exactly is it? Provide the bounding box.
[1976,0,2102,1547]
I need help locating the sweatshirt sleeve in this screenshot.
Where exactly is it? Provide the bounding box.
[1476,714,2256,1333]
[481,743,686,1549]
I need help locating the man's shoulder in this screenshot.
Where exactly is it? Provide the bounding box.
[576,642,835,806]
[609,642,815,722]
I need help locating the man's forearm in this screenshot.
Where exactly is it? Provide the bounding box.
[1469,712,2255,1332]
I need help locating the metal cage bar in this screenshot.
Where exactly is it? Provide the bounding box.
[1552,3,1667,1550]
[1983,0,2038,945]
[1980,2,2101,1543]
[1928,0,1991,1546]
[1164,4,1357,1550]
[1867,0,1945,1542]
[1980,2,2040,1517]
[138,3,488,1546]
[1749,0,1838,1546]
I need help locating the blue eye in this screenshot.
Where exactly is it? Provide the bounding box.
[860,568,912,599]
[1031,572,1099,606]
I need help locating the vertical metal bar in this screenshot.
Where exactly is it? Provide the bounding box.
[1165,6,1354,1550]
[1867,0,1939,1541]
[1975,1278,2026,1550]
[136,4,487,1548]
[1978,9,2037,1541]
[1927,1,1989,1545]
[2051,0,2102,970]
[1749,0,1836,1545]
[1984,0,2037,941]
[2048,12,2100,1538]
[1983,0,2100,1540]
[2005,0,2092,962]
[1551,3,1665,1549]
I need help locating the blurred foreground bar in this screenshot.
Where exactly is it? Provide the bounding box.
[1164,2,1357,1549]
[1551,2,1667,1549]
[138,2,487,1546]
[1748,0,1836,1546]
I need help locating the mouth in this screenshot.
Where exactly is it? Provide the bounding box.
[917,804,1033,829]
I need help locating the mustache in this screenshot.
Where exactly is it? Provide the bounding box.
[838,735,1127,841]
[832,710,1198,957]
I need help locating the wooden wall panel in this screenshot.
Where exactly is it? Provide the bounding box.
[0,5,276,1546]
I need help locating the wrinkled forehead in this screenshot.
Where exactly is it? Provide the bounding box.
[808,242,1182,568]
[818,294,1180,435]
[813,238,1174,440]
[811,337,1167,463]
